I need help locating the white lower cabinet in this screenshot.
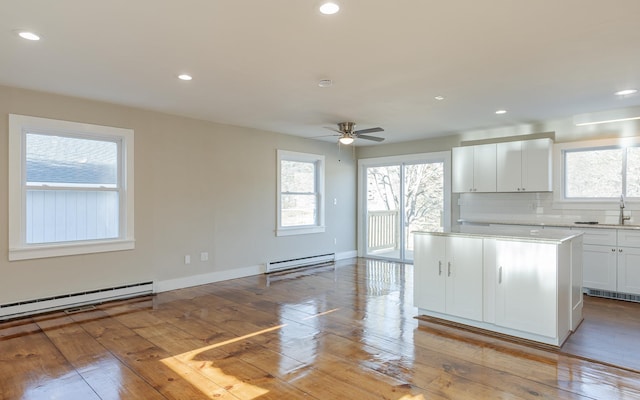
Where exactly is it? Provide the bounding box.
[583,244,617,291]
[494,240,559,338]
[413,235,483,321]
[617,246,640,295]
[579,228,640,295]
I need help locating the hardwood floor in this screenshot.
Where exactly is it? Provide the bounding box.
[1,258,640,399]
[561,295,640,372]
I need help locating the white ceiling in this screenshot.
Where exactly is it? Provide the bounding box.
[2,0,640,145]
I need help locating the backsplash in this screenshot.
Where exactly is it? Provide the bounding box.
[457,192,634,227]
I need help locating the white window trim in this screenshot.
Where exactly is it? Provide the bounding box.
[276,149,325,236]
[8,114,135,260]
[552,136,640,210]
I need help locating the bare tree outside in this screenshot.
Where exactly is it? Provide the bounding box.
[366,162,444,257]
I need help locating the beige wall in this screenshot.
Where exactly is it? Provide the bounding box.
[0,85,357,304]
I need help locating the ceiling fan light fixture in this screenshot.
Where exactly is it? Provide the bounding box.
[319,2,340,15]
[339,134,354,145]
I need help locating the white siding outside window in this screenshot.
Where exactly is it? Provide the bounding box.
[8,114,135,260]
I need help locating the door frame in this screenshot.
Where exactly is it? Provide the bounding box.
[357,151,452,260]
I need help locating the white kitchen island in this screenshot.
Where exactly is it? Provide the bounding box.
[414,228,583,347]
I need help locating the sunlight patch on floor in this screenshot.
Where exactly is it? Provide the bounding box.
[161,324,286,399]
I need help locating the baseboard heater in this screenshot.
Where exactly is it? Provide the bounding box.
[0,281,154,321]
[585,288,640,303]
[266,253,335,274]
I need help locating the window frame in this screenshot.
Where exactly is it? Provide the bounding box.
[553,137,640,209]
[8,114,135,260]
[276,149,325,236]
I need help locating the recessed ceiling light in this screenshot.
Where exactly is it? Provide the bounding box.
[434,96,445,101]
[615,89,638,96]
[319,2,340,15]
[495,109,507,115]
[318,79,333,88]
[178,74,193,81]
[17,31,40,41]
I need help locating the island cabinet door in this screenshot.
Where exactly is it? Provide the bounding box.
[445,236,484,321]
[413,234,446,313]
[494,240,558,338]
[413,235,483,321]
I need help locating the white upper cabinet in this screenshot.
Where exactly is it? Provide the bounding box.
[452,146,473,193]
[496,138,552,192]
[452,143,496,193]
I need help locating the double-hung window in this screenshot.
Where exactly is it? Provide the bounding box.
[276,150,325,236]
[9,114,135,260]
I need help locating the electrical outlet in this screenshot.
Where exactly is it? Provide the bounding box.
[334,198,337,205]
[334,237,337,245]
[185,255,191,265]
[201,252,209,262]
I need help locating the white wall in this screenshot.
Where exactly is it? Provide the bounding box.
[0,85,357,304]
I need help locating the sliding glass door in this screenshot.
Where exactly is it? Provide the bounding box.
[359,152,450,262]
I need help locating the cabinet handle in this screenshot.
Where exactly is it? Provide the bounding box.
[498,266,503,284]
[619,249,623,253]
[522,188,525,191]
[612,248,616,252]
[438,261,442,276]
[448,262,451,277]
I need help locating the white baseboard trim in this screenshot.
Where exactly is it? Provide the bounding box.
[336,250,357,260]
[155,252,357,293]
[154,264,264,293]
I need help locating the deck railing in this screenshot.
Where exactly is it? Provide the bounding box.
[367,210,400,252]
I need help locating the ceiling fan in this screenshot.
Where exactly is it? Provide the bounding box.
[326,122,385,145]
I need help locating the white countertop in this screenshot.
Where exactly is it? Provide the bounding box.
[415,226,581,243]
[458,219,640,230]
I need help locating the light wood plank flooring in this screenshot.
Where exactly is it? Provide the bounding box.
[561,295,640,372]
[1,258,640,399]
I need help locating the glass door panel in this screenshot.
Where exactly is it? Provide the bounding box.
[403,162,444,261]
[365,165,401,260]
[364,159,446,263]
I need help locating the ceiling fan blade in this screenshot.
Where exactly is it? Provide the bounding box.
[354,127,384,135]
[323,126,342,133]
[357,135,385,142]
[309,134,340,139]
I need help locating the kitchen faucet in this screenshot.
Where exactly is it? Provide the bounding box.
[619,194,631,225]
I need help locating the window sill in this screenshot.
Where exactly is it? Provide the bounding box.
[276,226,326,237]
[9,239,135,261]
